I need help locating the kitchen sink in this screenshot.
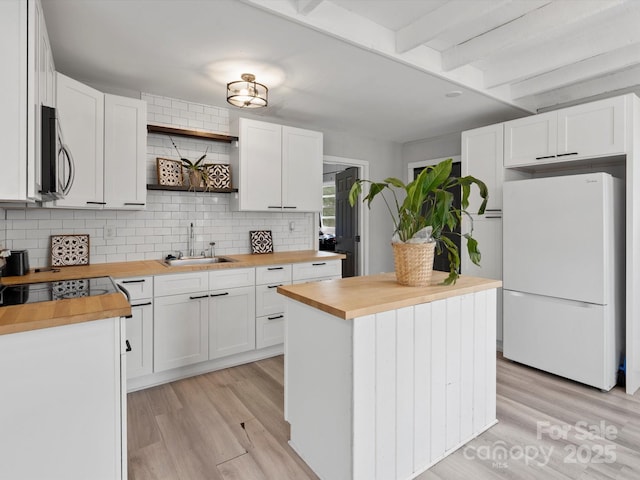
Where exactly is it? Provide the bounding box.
[163,256,234,267]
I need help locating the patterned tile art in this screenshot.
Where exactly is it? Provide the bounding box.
[250,230,274,254]
[51,234,90,266]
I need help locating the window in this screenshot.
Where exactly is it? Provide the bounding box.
[322,183,335,230]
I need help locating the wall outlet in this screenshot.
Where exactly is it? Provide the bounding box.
[289,221,295,232]
[104,226,116,240]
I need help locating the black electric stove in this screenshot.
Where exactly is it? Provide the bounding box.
[0,277,120,306]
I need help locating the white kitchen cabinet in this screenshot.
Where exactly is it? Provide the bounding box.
[116,276,153,379]
[256,313,286,349]
[0,317,126,479]
[154,292,209,372]
[154,271,208,297]
[292,260,342,281]
[209,286,256,359]
[55,72,105,208]
[104,94,147,209]
[504,96,626,168]
[462,123,504,212]
[462,214,503,344]
[54,74,146,209]
[0,0,53,203]
[255,264,292,349]
[231,117,323,212]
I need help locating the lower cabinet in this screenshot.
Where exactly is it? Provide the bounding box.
[209,285,256,359]
[256,313,286,349]
[154,292,209,372]
[126,301,153,378]
[0,317,126,479]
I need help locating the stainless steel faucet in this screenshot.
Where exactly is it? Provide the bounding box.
[188,223,195,257]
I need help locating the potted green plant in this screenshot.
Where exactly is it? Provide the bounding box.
[170,137,210,189]
[348,158,488,285]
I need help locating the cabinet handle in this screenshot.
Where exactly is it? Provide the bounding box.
[312,262,326,266]
[86,201,107,205]
[122,279,145,284]
[131,302,152,307]
[267,315,284,321]
[485,209,502,212]
[557,152,578,157]
[125,340,132,352]
[210,292,229,297]
[534,155,556,160]
[189,294,209,300]
[268,206,282,209]
[283,206,297,209]
[267,284,283,289]
[267,267,284,271]
[124,202,146,206]
[486,216,502,219]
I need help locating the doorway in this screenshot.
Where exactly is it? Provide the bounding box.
[321,156,369,277]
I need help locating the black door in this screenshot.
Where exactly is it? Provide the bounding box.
[413,162,461,273]
[335,167,359,277]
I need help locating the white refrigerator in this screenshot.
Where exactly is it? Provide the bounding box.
[503,172,624,391]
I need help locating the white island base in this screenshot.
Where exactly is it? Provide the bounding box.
[281,274,498,480]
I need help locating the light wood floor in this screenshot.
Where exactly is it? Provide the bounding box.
[128,355,640,480]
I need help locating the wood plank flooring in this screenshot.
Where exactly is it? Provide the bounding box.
[128,354,640,480]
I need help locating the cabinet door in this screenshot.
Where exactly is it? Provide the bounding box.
[55,72,105,208]
[0,0,29,202]
[154,293,209,371]
[104,94,147,209]
[462,124,503,212]
[282,126,323,211]
[125,301,153,379]
[504,112,556,167]
[238,118,282,211]
[558,96,626,160]
[256,282,289,317]
[462,214,503,343]
[209,286,256,359]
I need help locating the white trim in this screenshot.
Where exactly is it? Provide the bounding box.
[407,155,461,183]
[323,155,370,276]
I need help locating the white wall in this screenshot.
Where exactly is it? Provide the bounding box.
[402,132,461,172]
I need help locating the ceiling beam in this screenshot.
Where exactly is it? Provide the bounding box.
[297,0,323,16]
[395,0,506,54]
[442,0,618,71]
[484,1,640,88]
[512,43,640,100]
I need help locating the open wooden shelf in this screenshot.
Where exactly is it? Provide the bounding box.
[147,184,237,194]
[147,124,238,143]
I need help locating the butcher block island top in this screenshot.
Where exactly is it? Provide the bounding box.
[277,270,502,319]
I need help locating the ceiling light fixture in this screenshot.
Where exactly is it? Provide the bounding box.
[226,73,268,108]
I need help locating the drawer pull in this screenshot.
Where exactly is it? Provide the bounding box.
[283,206,297,209]
[86,201,107,205]
[486,216,502,219]
[267,315,284,321]
[189,294,209,300]
[125,340,132,352]
[131,302,152,307]
[122,279,145,284]
[124,202,145,206]
[210,292,229,297]
[557,152,578,157]
[268,206,282,209]
[534,155,556,160]
[267,284,283,289]
[267,267,284,271]
[312,262,327,266]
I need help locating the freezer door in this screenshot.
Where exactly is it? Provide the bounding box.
[503,290,618,390]
[503,173,614,304]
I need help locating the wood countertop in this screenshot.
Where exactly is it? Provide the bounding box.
[277,271,502,320]
[0,250,345,336]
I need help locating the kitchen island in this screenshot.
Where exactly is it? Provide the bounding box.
[278,271,501,480]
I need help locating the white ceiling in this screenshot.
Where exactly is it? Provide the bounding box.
[42,0,640,144]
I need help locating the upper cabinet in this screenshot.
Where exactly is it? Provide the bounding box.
[230,118,323,212]
[461,123,504,212]
[504,96,627,168]
[0,0,54,202]
[54,73,147,209]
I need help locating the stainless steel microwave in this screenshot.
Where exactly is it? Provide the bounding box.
[41,105,74,201]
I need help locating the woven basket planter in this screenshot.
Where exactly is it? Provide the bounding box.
[392,241,436,287]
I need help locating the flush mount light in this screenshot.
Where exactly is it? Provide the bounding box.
[226,73,268,108]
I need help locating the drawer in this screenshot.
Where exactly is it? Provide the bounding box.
[293,275,341,285]
[154,272,209,297]
[256,313,285,349]
[210,267,255,290]
[255,264,292,285]
[256,282,289,317]
[292,260,341,281]
[115,276,153,301]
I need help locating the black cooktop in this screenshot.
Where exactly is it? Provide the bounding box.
[0,277,119,307]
